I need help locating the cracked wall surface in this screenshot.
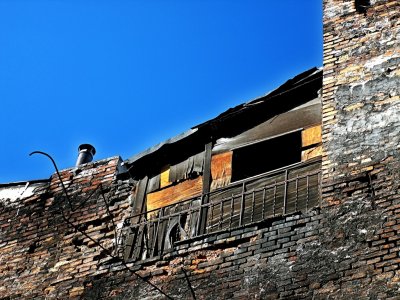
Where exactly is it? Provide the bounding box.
[320,0,400,298]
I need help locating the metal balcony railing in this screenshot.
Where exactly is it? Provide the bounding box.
[121,158,321,261]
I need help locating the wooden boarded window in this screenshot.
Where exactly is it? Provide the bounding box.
[210,151,232,190]
[160,165,171,188]
[301,125,322,161]
[147,176,203,211]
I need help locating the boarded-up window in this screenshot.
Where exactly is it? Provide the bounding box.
[301,125,321,147]
[147,176,203,211]
[160,165,171,188]
[211,151,232,190]
[301,125,322,161]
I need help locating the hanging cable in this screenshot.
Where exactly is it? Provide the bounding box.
[30,151,174,300]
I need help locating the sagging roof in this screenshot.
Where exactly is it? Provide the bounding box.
[123,67,322,174]
[125,128,198,166]
[213,97,321,153]
[193,67,321,129]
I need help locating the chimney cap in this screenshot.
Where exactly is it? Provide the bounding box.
[78,144,96,156]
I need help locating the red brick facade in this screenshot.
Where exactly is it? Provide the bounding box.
[1,1,400,299]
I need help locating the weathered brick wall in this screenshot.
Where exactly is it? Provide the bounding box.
[1,158,329,299]
[1,1,400,299]
[0,157,134,299]
[322,0,400,186]
[320,0,400,297]
[1,157,400,299]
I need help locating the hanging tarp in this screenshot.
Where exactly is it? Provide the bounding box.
[169,151,205,183]
[147,174,161,193]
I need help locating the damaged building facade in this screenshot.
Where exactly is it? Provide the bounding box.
[1,0,399,298]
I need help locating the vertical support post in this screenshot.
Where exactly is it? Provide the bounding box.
[219,201,223,230]
[273,180,277,216]
[124,176,149,261]
[295,175,298,212]
[318,172,322,208]
[251,191,255,223]
[229,194,234,230]
[239,182,246,227]
[261,188,266,220]
[283,169,288,215]
[198,141,212,235]
[151,207,163,257]
[306,175,309,211]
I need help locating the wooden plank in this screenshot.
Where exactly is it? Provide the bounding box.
[199,141,213,235]
[160,165,171,188]
[131,176,149,217]
[202,142,212,195]
[302,125,322,147]
[147,176,203,211]
[211,151,232,190]
[125,176,149,261]
[301,145,322,161]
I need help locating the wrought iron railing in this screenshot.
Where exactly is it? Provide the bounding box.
[121,158,321,261]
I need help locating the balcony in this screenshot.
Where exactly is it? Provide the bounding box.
[121,157,321,261]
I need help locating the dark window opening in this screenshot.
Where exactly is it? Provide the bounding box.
[231,131,302,182]
[355,0,370,13]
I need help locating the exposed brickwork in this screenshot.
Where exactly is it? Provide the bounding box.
[0,157,134,299]
[1,1,400,299]
[0,161,398,298]
[320,0,400,297]
[1,158,400,298]
[322,0,400,184]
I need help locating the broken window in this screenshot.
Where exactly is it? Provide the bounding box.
[355,0,370,13]
[231,130,302,182]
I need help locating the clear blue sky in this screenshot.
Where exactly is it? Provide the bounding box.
[0,0,322,183]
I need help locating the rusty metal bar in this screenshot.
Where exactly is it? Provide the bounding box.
[261,188,266,219]
[239,182,246,227]
[273,181,277,216]
[318,172,322,207]
[295,175,298,212]
[306,175,309,211]
[219,201,223,230]
[229,194,234,230]
[208,203,214,233]
[251,191,255,223]
[283,169,288,215]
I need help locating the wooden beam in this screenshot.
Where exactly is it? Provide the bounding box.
[124,176,148,261]
[198,141,212,235]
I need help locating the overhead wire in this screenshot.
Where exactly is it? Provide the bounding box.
[30,151,174,300]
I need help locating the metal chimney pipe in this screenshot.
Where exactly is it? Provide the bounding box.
[76,144,96,166]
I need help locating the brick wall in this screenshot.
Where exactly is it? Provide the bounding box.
[322,0,400,186]
[0,157,134,299]
[1,1,400,299]
[320,0,400,297]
